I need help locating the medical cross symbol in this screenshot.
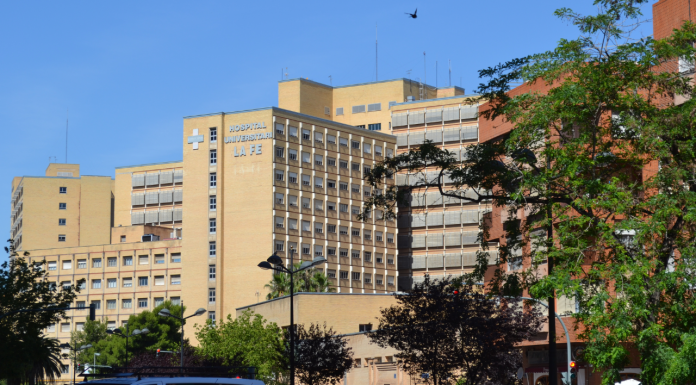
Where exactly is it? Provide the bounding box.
[187,129,204,150]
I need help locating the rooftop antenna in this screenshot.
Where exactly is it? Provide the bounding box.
[285,67,288,80]
[65,109,68,163]
[328,75,332,86]
[449,60,452,87]
[375,23,378,81]
[406,70,412,92]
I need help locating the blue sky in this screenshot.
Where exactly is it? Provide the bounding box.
[0,0,654,264]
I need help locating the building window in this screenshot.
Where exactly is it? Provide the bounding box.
[340,271,349,279]
[376,253,383,263]
[275,123,285,135]
[351,272,361,281]
[359,323,373,332]
[339,138,348,147]
[302,175,310,186]
[351,162,360,172]
[315,132,324,143]
[315,177,323,188]
[59,218,66,226]
[210,173,217,188]
[120,235,126,243]
[351,250,360,259]
[92,258,102,268]
[62,260,71,270]
[339,226,348,236]
[209,311,216,326]
[59,203,66,210]
[209,241,216,257]
[288,195,298,207]
[315,223,323,234]
[61,365,69,374]
[122,299,132,309]
[155,254,164,264]
[339,249,348,257]
[171,253,181,263]
[302,244,310,255]
[289,126,298,138]
[210,219,217,234]
[289,149,298,160]
[352,105,366,114]
[61,323,70,332]
[351,140,360,149]
[139,255,148,265]
[92,279,101,289]
[364,251,372,262]
[171,297,181,305]
[138,298,148,308]
[387,233,394,243]
[209,265,216,280]
[155,276,164,286]
[351,184,360,194]
[107,278,116,288]
[171,275,181,285]
[336,107,344,116]
[376,275,384,285]
[275,216,284,228]
[387,276,395,286]
[327,158,336,167]
[375,146,382,156]
[275,147,285,158]
[48,261,56,271]
[123,256,133,266]
[209,289,216,304]
[368,123,381,131]
[275,170,285,181]
[107,257,117,267]
[327,202,336,211]
[210,150,217,165]
[327,224,336,234]
[351,228,360,237]
[138,277,148,286]
[77,259,86,269]
[275,241,284,251]
[154,297,164,307]
[302,129,311,140]
[210,127,217,142]
[58,235,66,242]
[387,255,395,265]
[327,247,336,255]
[123,278,132,288]
[364,231,372,240]
[315,154,323,166]
[327,269,336,278]
[107,300,116,309]
[209,195,217,210]
[76,301,86,309]
[339,160,348,169]
[339,204,348,213]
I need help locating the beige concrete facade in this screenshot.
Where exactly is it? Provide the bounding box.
[180,107,398,340]
[9,77,488,383]
[11,164,113,251]
[237,293,414,385]
[278,78,465,134]
[24,236,182,340]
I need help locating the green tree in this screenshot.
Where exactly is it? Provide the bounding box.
[264,264,335,300]
[293,323,353,385]
[195,309,286,384]
[0,242,82,385]
[76,301,183,368]
[361,2,696,384]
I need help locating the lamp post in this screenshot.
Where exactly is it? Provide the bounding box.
[59,342,91,385]
[93,353,100,374]
[258,250,327,385]
[158,303,206,371]
[106,326,149,370]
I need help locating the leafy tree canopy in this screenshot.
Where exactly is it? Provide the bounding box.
[293,323,353,385]
[361,1,696,384]
[195,309,286,384]
[264,264,336,300]
[0,242,82,384]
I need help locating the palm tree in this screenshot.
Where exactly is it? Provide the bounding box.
[264,272,292,300]
[24,334,64,385]
[264,264,335,299]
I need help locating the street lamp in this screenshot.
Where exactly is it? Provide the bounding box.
[59,343,92,385]
[259,250,327,385]
[93,353,100,374]
[106,326,149,369]
[158,303,206,371]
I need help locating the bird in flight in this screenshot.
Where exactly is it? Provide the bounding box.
[405,8,417,18]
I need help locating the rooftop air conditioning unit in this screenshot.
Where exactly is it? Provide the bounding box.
[142,234,160,242]
[406,96,415,102]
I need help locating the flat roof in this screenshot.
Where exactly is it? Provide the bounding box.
[392,93,481,107]
[235,291,398,311]
[278,77,466,91]
[185,107,397,141]
[115,160,183,170]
